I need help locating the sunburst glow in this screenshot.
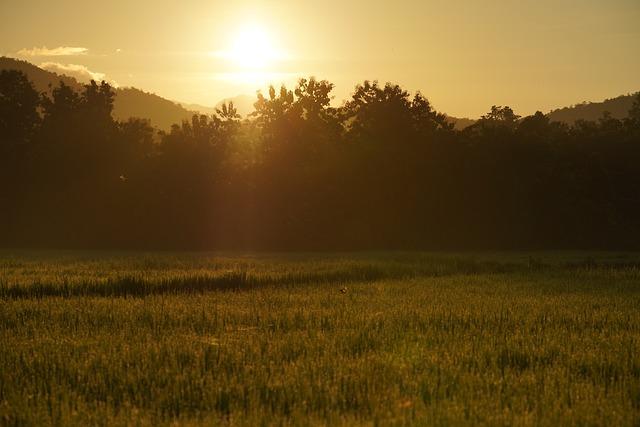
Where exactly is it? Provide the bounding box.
[216,24,287,70]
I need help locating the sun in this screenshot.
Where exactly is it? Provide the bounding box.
[220,24,285,70]
[211,23,291,85]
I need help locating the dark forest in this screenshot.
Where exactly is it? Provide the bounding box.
[2,70,640,250]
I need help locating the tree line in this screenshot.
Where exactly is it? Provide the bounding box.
[1,69,640,250]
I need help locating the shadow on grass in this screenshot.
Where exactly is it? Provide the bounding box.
[2,256,639,299]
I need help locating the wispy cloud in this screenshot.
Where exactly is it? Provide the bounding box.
[40,62,118,87]
[17,46,88,57]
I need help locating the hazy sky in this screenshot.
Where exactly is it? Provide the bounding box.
[2,0,639,117]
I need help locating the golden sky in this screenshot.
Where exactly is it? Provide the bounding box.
[2,0,639,117]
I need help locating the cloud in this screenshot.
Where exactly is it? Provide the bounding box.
[40,62,118,87]
[17,46,88,57]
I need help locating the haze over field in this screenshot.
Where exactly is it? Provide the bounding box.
[2,0,639,118]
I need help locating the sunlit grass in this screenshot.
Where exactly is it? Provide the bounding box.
[1,252,639,425]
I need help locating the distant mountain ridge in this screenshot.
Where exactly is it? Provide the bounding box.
[449,94,638,130]
[0,57,83,91]
[446,94,638,130]
[446,116,476,130]
[0,57,196,130]
[547,93,638,124]
[177,102,218,116]
[2,57,637,131]
[113,88,194,131]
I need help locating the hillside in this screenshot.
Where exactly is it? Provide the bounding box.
[446,116,476,130]
[3,57,638,129]
[178,102,218,116]
[446,94,638,129]
[113,88,194,130]
[0,57,196,130]
[0,56,83,92]
[547,93,638,124]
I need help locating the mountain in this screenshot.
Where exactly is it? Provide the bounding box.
[445,93,639,129]
[547,93,638,124]
[0,56,83,92]
[177,102,218,116]
[113,88,194,130]
[0,56,195,130]
[3,57,638,130]
[446,116,476,130]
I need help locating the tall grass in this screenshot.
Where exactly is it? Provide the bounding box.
[1,252,639,425]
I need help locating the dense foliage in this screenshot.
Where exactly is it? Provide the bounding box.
[1,70,640,249]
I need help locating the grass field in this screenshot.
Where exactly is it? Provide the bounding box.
[1,251,639,426]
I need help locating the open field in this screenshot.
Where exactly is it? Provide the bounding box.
[1,252,639,425]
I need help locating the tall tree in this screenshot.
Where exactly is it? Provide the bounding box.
[0,70,40,150]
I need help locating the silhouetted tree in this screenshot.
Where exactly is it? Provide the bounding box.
[2,74,640,250]
[0,70,41,238]
[627,94,640,130]
[0,70,40,150]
